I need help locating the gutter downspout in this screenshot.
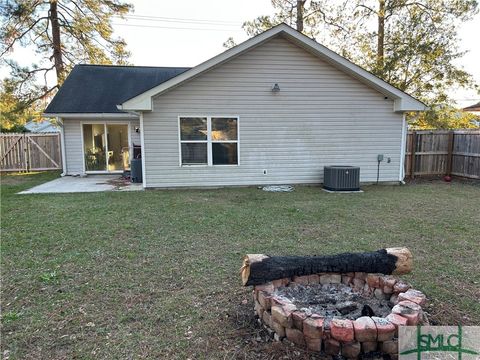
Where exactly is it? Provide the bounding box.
[139,112,146,189]
[57,117,67,176]
[398,113,407,183]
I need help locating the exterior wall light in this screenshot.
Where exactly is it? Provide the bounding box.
[272,83,280,92]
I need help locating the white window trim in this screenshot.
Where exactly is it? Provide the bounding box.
[178,115,240,167]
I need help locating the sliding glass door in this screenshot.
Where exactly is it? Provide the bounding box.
[106,124,129,171]
[83,123,129,172]
[83,123,107,171]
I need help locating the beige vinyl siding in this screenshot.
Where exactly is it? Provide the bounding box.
[143,34,403,187]
[130,120,141,146]
[63,117,140,174]
[63,119,83,174]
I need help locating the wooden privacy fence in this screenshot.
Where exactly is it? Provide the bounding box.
[405,130,480,179]
[0,132,62,172]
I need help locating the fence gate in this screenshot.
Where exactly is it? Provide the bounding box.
[0,133,62,172]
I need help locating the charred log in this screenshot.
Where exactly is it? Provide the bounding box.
[240,248,412,286]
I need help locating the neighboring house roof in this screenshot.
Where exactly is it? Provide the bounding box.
[120,24,426,113]
[463,101,480,112]
[44,65,190,114]
[24,119,59,132]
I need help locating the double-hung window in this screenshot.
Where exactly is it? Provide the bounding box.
[179,116,238,166]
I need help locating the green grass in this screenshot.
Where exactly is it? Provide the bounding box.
[1,172,479,359]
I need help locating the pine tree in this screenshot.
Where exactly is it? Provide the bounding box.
[231,0,479,128]
[0,0,132,129]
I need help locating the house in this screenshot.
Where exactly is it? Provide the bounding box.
[44,24,425,188]
[463,101,480,113]
[463,102,480,126]
[24,119,59,133]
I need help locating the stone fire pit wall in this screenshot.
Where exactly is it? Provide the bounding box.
[253,272,428,359]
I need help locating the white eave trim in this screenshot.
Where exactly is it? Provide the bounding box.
[120,24,426,113]
[43,112,139,119]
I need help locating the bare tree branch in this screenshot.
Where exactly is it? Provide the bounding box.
[1,16,49,57]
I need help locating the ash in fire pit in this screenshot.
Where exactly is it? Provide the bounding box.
[274,283,392,320]
[251,271,428,359]
[253,272,428,359]
[244,249,428,359]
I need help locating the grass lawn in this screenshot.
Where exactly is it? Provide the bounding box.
[1,172,479,359]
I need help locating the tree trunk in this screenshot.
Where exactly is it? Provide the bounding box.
[49,0,65,84]
[377,0,385,70]
[241,248,412,286]
[296,0,306,32]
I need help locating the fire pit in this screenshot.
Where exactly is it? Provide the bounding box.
[241,248,428,359]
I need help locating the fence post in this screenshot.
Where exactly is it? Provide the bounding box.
[409,131,416,178]
[57,133,62,169]
[446,131,454,176]
[26,133,32,173]
[22,132,28,172]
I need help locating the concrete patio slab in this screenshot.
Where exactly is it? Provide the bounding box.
[18,175,143,194]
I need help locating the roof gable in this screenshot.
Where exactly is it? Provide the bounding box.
[45,65,190,114]
[120,24,426,113]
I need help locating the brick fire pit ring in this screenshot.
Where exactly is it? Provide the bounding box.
[253,272,428,359]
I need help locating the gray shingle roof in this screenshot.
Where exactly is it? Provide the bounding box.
[44,64,190,114]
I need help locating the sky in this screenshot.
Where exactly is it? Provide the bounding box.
[1,0,479,107]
